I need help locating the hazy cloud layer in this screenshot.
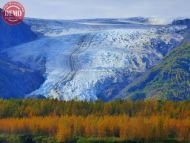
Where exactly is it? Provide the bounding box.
[0,0,189,19]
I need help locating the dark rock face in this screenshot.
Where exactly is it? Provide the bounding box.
[172,19,190,27]
[0,8,37,50]
[0,59,44,99]
[0,8,44,99]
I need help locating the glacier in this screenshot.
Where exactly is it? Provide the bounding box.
[0,17,188,101]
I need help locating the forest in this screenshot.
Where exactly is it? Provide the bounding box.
[0,99,189,143]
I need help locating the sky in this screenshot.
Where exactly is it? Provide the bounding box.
[0,0,189,19]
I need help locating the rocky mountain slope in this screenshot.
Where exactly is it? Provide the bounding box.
[118,42,190,101]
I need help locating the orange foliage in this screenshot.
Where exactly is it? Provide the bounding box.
[0,115,189,142]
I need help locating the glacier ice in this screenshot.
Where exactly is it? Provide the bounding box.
[0,18,187,101]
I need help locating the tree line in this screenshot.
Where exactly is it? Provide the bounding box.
[0,99,189,118]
